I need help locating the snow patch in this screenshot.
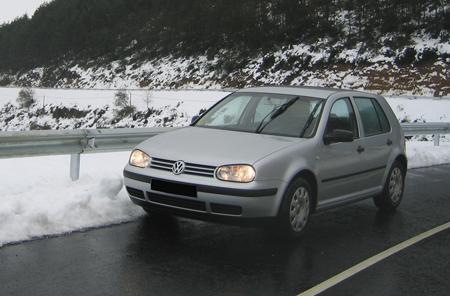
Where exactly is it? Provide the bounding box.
[0,152,144,247]
[407,141,450,169]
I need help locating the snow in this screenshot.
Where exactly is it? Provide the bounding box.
[0,140,449,247]
[0,87,224,113]
[0,88,229,131]
[412,34,450,56]
[407,141,450,169]
[387,96,450,123]
[0,152,143,247]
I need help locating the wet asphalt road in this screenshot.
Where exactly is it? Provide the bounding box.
[1,165,449,296]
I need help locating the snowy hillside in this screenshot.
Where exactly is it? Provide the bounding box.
[0,88,226,131]
[1,33,449,96]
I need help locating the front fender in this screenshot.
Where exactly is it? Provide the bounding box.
[253,141,319,213]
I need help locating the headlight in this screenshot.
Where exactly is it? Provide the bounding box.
[129,149,150,168]
[216,165,256,183]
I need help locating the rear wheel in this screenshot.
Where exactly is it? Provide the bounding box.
[277,177,312,238]
[374,161,405,211]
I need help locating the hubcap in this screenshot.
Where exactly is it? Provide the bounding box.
[289,186,310,232]
[389,167,403,203]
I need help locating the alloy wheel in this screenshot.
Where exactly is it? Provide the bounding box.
[389,167,403,203]
[289,186,310,232]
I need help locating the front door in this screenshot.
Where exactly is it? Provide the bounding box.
[317,97,367,201]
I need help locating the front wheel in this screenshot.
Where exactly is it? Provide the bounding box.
[373,161,405,211]
[277,177,312,238]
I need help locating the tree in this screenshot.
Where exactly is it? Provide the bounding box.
[113,89,135,118]
[17,87,35,108]
[114,89,129,108]
[0,0,446,72]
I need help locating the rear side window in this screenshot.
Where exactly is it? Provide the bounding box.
[354,97,391,136]
[372,99,391,132]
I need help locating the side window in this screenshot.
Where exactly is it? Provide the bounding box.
[326,98,358,137]
[372,99,391,133]
[354,97,390,136]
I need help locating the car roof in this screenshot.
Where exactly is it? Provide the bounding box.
[237,86,368,99]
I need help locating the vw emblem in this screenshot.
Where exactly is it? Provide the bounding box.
[172,161,186,175]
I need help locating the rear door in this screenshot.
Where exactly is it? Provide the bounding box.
[353,97,393,189]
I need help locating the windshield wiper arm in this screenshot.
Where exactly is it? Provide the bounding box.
[256,96,299,134]
[300,101,323,138]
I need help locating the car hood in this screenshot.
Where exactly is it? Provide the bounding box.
[136,127,303,166]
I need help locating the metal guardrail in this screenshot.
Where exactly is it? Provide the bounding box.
[402,122,450,146]
[0,127,173,157]
[401,122,450,134]
[0,127,173,180]
[0,123,448,181]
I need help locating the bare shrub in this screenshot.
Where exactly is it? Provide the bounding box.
[17,87,36,109]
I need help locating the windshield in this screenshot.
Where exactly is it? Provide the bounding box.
[194,92,324,138]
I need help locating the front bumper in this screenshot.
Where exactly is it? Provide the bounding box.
[123,166,282,219]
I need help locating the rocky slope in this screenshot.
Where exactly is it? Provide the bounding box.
[1,34,448,96]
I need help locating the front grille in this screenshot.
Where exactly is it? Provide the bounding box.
[126,187,145,199]
[151,179,197,198]
[210,203,243,216]
[147,192,207,211]
[150,157,216,178]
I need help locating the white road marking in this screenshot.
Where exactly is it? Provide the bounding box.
[407,172,424,177]
[298,221,450,296]
[430,179,443,183]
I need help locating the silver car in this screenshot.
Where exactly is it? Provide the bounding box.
[123,86,407,237]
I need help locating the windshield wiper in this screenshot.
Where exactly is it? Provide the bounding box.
[300,101,323,138]
[256,96,299,134]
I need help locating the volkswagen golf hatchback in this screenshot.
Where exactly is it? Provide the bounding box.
[123,86,407,237]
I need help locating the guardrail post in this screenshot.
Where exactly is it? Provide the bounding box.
[434,134,440,146]
[70,153,81,181]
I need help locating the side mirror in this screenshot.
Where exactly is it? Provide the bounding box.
[191,115,199,125]
[324,129,354,145]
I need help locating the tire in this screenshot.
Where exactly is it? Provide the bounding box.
[277,177,313,238]
[374,161,405,211]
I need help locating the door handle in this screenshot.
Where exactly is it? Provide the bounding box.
[357,146,365,153]
[387,139,393,146]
